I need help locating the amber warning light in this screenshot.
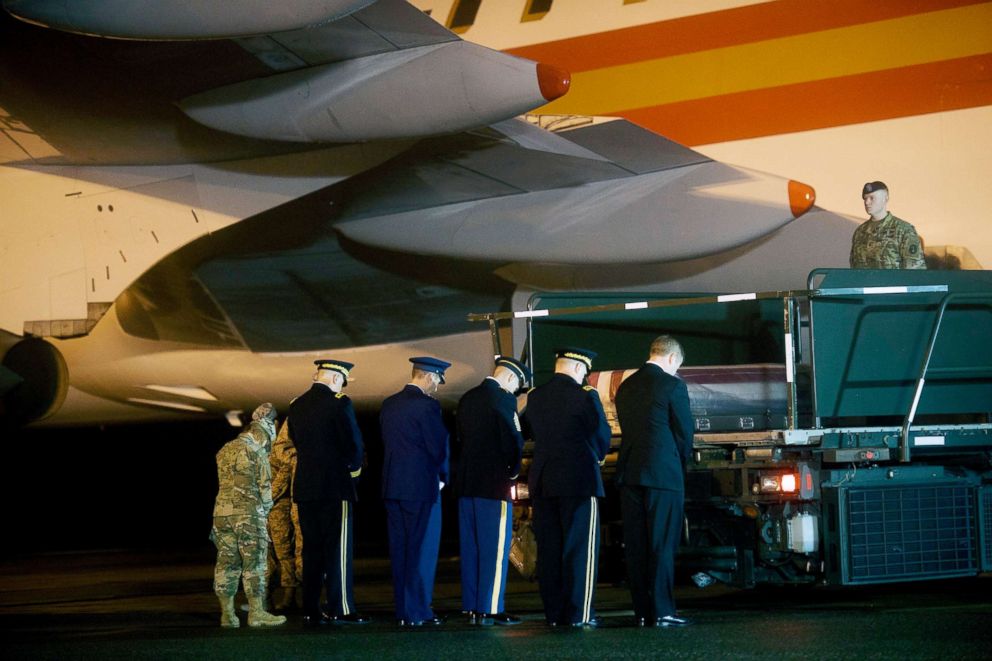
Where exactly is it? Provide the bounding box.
[757,472,800,494]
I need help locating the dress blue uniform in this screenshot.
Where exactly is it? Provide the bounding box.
[455,356,528,622]
[289,360,365,623]
[380,357,451,625]
[523,348,611,626]
[615,359,694,624]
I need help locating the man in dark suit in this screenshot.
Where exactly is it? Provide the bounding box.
[523,347,611,627]
[614,335,694,627]
[455,356,529,626]
[289,359,370,627]
[380,356,451,627]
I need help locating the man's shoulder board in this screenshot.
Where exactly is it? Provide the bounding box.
[335,392,348,400]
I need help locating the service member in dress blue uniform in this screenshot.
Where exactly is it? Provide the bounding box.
[380,356,452,627]
[523,347,612,627]
[455,356,530,626]
[614,336,694,627]
[289,359,370,627]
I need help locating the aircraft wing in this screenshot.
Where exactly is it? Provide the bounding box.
[0,0,567,340]
[334,116,815,263]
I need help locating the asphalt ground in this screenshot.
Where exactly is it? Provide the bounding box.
[2,548,990,660]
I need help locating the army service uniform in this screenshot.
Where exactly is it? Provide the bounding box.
[455,374,525,620]
[524,365,611,626]
[290,378,365,622]
[850,212,926,269]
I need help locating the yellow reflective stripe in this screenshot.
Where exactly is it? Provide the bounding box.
[340,500,350,615]
[582,497,597,623]
[490,500,508,615]
[350,467,362,478]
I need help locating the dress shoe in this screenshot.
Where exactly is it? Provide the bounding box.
[656,614,691,627]
[424,614,447,626]
[302,612,331,628]
[571,617,601,628]
[484,612,521,626]
[330,612,371,625]
[463,610,478,625]
[397,619,423,627]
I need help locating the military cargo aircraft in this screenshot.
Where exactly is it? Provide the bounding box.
[1,0,985,427]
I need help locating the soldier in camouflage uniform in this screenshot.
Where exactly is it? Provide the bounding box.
[850,181,926,269]
[210,402,287,628]
[267,419,304,611]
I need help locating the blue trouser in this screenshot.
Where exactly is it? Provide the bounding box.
[297,499,356,618]
[621,485,683,619]
[384,499,441,622]
[532,496,600,625]
[458,497,513,615]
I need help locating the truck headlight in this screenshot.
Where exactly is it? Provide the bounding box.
[756,472,799,494]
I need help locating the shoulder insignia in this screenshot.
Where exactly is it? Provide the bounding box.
[583,385,596,392]
[335,392,347,399]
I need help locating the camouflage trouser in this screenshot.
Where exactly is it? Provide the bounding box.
[211,515,269,598]
[267,498,303,587]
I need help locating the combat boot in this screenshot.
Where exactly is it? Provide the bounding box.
[274,587,296,612]
[247,593,287,627]
[217,594,240,628]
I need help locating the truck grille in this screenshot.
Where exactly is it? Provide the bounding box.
[845,484,976,582]
[981,486,992,572]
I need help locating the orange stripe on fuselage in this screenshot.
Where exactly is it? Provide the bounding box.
[620,54,992,146]
[505,0,987,72]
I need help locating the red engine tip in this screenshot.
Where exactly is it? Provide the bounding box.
[537,63,571,102]
[788,180,816,218]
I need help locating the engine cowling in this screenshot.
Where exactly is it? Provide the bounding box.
[1,338,68,425]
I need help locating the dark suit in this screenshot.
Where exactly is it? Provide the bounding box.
[614,363,694,620]
[523,373,611,625]
[455,378,524,615]
[380,384,450,622]
[289,383,364,619]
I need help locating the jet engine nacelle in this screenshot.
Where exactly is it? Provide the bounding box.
[1,337,68,425]
[3,0,375,40]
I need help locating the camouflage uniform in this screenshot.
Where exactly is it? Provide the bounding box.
[210,417,276,600]
[850,212,926,269]
[267,420,303,589]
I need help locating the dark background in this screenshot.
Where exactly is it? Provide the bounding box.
[7,413,463,559]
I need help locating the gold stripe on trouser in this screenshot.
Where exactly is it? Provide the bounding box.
[489,500,509,615]
[340,501,350,616]
[582,497,598,623]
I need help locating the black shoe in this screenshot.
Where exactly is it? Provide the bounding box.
[656,614,691,627]
[330,612,371,625]
[302,612,331,628]
[464,610,478,625]
[636,616,649,627]
[397,619,422,627]
[487,613,521,626]
[424,615,447,626]
[571,617,601,628]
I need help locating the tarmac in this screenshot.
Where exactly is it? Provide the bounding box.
[2,547,991,660]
